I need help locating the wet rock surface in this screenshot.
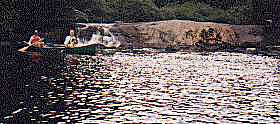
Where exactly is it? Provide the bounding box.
[113,20,264,48]
[2,51,280,123]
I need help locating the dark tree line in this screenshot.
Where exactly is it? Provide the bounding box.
[0,0,279,44]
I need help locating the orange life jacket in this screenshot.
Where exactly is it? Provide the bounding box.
[31,35,41,44]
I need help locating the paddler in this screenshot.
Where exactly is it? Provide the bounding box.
[28,30,45,48]
[64,29,79,48]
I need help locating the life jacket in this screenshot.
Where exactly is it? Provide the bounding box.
[69,36,78,44]
[31,35,41,44]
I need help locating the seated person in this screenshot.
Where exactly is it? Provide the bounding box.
[64,29,79,48]
[28,30,44,48]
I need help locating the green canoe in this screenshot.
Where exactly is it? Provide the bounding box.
[27,43,105,55]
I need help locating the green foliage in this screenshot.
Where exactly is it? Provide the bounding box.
[2,0,266,26]
[174,2,206,19]
[197,7,227,23]
[223,5,252,24]
[197,0,248,9]
[66,0,255,24]
[1,0,278,44]
[106,0,161,22]
[159,7,177,20]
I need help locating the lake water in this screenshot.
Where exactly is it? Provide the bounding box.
[1,49,280,123]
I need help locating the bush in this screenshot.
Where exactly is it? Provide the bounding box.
[198,7,227,23]
[104,0,161,22]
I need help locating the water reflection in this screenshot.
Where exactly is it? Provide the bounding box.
[31,52,42,63]
[2,51,280,123]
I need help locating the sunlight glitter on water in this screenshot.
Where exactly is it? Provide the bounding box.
[4,52,280,123]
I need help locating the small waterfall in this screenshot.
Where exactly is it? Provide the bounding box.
[77,23,121,48]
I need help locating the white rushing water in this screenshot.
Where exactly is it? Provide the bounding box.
[77,23,121,48]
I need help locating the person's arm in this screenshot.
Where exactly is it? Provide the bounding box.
[76,37,80,44]
[39,37,44,42]
[28,36,33,45]
[64,36,70,45]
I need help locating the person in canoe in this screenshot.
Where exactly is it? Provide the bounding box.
[64,29,79,48]
[28,30,45,48]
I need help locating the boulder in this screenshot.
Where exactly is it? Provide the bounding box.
[111,20,264,49]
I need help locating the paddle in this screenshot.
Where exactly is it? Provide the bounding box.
[18,39,44,52]
[18,41,33,52]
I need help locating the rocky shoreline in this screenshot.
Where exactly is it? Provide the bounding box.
[110,20,264,49]
[94,20,280,56]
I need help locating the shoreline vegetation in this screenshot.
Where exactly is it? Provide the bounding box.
[0,0,279,53]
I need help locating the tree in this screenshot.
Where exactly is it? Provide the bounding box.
[105,0,161,22]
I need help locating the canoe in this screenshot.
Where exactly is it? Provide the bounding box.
[20,25,121,55]
[27,43,104,55]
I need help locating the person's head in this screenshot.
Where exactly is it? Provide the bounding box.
[69,29,75,36]
[34,30,38,35]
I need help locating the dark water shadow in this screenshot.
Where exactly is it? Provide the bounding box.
[0,47,66,122]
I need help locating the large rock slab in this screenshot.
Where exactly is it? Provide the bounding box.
[111,20,264,48]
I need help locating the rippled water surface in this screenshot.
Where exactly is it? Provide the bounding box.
[2,51,280,123]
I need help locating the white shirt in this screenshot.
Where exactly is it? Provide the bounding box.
[64,36,80,45]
